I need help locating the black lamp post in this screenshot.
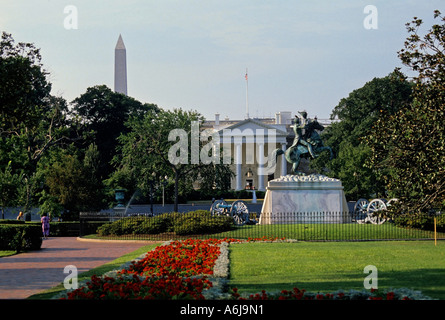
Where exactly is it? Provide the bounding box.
[149,172,156,215]
[162,175,168,207]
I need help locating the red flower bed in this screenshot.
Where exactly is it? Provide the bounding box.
[63,239,225,300]
[230,287,413,300]
[120,239,222,277]
[64,273,213,300]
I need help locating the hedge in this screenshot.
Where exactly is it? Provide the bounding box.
[51,222,80,236]
[26,221,81,237]
[0,219,25,225]
[0,224,42,252]
[393,213,445,232]
[173,210,233,235]
[97,210,234,237]
[97,213,179,236]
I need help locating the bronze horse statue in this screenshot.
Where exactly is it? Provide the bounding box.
[268,113,333,175]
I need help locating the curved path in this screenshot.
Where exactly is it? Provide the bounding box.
[0,237,152,299]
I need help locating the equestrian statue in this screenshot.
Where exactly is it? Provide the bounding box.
[267,111,333,175]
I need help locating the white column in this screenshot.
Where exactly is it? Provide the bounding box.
[281,143,287,177]
[235,143,242,190]
[258,143,265,191]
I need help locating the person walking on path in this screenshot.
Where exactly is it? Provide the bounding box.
[16,211,23,220]
[41,213,50,239]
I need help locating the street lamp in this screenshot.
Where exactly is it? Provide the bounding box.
[150,172,156,215]
[162,175,168,207]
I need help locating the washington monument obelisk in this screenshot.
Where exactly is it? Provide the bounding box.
[114,34,127,95]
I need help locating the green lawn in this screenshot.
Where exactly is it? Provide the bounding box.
[216,222,443,241]
[0,250,17,258]
[229,240,445,299]
[86,222,444,242]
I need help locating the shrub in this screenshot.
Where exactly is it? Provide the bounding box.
[96,210,233,237]
[97,213,174,236]
[97,220,125,236]
[134,216,170,234]
[0,219,25,225]
[80,221,107,236]
[27,221,80,236]
[50,222,80,236]
[0,224,42,252]
[393,213,445,232]
[174,210,233,236]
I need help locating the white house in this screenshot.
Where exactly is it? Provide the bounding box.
[202,112,297,191]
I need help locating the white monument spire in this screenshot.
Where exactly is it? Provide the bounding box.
[114,34,127,95]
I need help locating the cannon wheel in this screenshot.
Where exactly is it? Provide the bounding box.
[353,198,369,222]
[230,200,250,226]
[367,199,387,225]
[210,199,228,216]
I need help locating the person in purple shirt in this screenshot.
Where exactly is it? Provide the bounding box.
[41,212,50,239]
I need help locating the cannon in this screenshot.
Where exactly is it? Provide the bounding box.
[210,199,250,226]
[353,198,398,224]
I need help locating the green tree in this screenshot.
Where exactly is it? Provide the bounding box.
[366,11,445,213]
[0,32,51,132]
[0,33,77,213]
[38,144,104,219]
[111,108,233,211]
[196,162,234,194]
[311,71,413,200]
[0,161,23,219]
[70,85,159,180]
[0,34,72,171]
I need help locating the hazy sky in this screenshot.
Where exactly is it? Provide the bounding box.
[1,1,443,121]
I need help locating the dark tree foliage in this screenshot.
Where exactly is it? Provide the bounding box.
[71,85,159,180]
[311,71,413,200]
[111,108,234,211]
[365,11,445,213]
[0,32,51,132]
[0,32,76,213]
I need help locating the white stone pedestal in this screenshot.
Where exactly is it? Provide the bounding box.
[259,174,351,224]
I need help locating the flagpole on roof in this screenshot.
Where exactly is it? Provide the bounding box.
[245,68,249,119]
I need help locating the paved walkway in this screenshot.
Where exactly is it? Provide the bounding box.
[0,237,153,299]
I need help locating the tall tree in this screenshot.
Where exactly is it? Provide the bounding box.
[0,161,23,219]
[311,71,413,200]
[38,144,104,218]
[0,32,51,132]
[0,32,76,212]
[366,10,445,213]
[70,85,159,180]
[111,108,233,211]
